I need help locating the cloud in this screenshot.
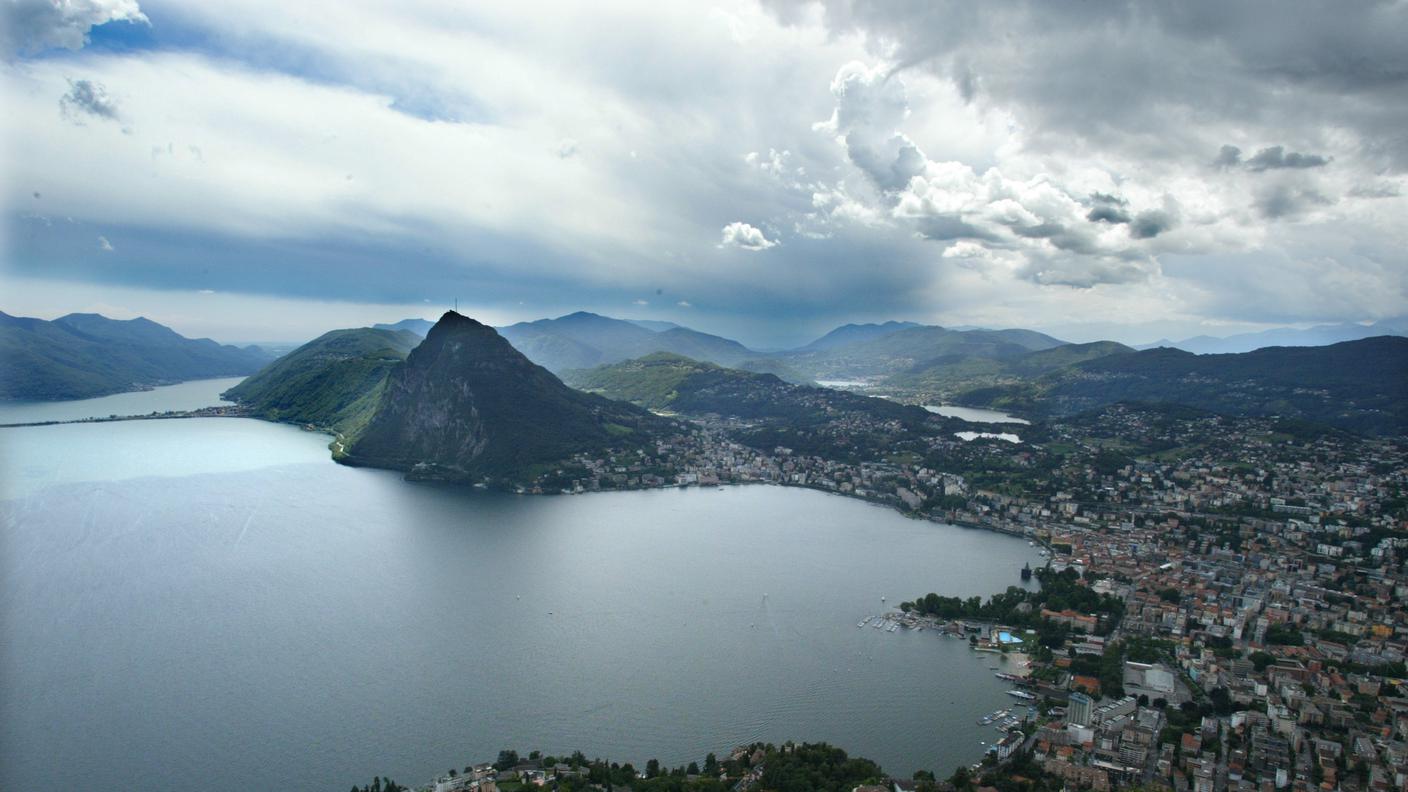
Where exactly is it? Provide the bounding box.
[2,0,147,57]
[1244,145,1330,172]
[1214,145,1244,169]
[60,78,121,124]
[1347,182,1402,199]
[1254,184,1332,220]
[676,300,692,308]
[1129,209,1177,239]
[719,221,778,250]
[632,298,648,305]
[97,235,113,251]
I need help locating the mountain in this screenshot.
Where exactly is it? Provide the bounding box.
[342,312,674,482]
[562,352,933,426]
[1143,318,1408,355]
[221,327,422,435]
[798,320,921,351]
[372,318,435,336]
[0,311,274,401]
[783,324,1068,382]
[882,340,1133,398]
[956,336,1408,435]
[496,311,762,372]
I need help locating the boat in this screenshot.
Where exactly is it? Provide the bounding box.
[1007,689,1036,701]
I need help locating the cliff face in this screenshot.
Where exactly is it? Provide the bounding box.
[343,311,668,481]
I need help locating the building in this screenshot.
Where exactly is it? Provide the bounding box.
[1069,691,1094,727]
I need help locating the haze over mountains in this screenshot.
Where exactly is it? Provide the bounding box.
[1140,318,1408,355]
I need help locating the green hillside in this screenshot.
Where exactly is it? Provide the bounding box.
[222,328,422,435]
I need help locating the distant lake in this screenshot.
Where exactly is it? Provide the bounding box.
[816,379,871,389]
[923,405,1030,425]
[1,407,1043,791]
[955,431,1023,444]
[0,377,244,424]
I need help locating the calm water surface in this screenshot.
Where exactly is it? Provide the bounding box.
[923,405,1030,425]
[0,377,243,424]
[1,403,1043,791]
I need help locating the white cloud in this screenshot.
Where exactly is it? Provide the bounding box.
[97,235,113,251]
[632,298,648,305]
[719,221,777,250]
[2,0,147,57]
[676,300,692,308]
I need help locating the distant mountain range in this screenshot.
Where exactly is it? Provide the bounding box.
[372,318,436,337]
[562,351,929,426]
[0,311,274,401]
[955,336,1408,435]
[1139,318,1408,355]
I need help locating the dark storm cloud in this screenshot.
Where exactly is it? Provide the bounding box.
[1129,209,1176,239]
[1244,146,1330,171]
[764,0,1408,169]
[1214,145,1244,168]
[1255,184,1332,219]
[1086,204,1131,224]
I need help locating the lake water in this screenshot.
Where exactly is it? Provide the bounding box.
[1,396,1044,791]
[0,377,244,424]
[954,431,1023,444]
[923,405,1030,425]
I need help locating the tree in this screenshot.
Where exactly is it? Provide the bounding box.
[646,758,660,778]
[703,752,719,776]
[687,761,700,775]
[495,750,520,771]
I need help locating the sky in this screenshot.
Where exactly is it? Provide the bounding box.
[2,0,1406,347]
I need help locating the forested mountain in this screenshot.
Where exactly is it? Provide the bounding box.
[781,324,1068,382]
[0,311,273,401]
[343,312,677,481]
[221,327,422,435]
[882,340,1134,398]
[563,352,935,426]
[797,320,921,351]
[955,336,1408,435]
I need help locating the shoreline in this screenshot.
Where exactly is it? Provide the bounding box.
[2,409,1048,551]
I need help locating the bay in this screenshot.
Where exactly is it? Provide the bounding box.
[1,417,1043,791]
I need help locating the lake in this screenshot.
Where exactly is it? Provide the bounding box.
[0,392,1044,791]
[923,405,1030,425]
[0,377,244,424]
[954,431,1023,444]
